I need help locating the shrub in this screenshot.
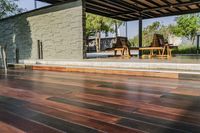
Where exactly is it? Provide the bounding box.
[172,44,197,54]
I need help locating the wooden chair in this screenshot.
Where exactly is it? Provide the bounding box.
[112,37,124,56]
[153,34,178,58]
[140,34,177,58]
[112,37,131,57]
[119,37,131,57]
[139,34,164,58]
[153,34,167,57]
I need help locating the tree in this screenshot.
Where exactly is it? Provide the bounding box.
[143,21,161,46]
[129,21,181,47]
[171,14,200,45]
[0,0,23,19]
[159,24,174,40]
[110,19,124,37]
[86,13,95,48]
[86,13,114,52]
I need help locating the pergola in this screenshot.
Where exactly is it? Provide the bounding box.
[38,0,200,56]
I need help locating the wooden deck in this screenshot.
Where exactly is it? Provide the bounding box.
[0,70,200,133]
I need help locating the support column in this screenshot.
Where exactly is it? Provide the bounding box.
[138,16,143,57]
[1,46,7,71]
[82,0,87,59]
[125,22,128,38]
[34,0,37,9]
[197,35,200,54]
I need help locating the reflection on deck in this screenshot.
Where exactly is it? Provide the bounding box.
[87,52,200,64]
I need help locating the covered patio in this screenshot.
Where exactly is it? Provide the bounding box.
[0,1,200,133]
[0,0,200,70]
[5,0,197,75]
[39,0,200,57]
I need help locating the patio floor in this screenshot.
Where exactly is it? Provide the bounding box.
[0,70,200,133]
[87,52,200,64]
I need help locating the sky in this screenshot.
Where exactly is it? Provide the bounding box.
[15,0,49,10]
[16,0,176,38]
[126,16,176,38]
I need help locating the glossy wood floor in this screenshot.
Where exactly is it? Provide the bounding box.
[0,70,200,133]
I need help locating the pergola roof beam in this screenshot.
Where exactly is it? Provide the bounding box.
[37,0,200,21]
[143,0,200,13]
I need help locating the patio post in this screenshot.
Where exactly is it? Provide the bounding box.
[82,0,87,59]
[197,34,200,54]
[125,22,128,37]
[138,16,143,57]
[34,0,37,9]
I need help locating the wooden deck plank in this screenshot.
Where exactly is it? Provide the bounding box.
[0,88,120,124]
[5,69,200,85]
[0,109,62,133]
[7,76,172,97]
[27,104,143,133]
[47,96,200,132]
[3,70,200,91]
[73,93,200,122]
[0,77,160,105]
[32,66,179,79]
[1,105,100,133]
[0,121,25,133]
[1,71,179,89]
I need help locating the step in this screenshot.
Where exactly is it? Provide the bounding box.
[19,60,200,71]
[8,64,200,81]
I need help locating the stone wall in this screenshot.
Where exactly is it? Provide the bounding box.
[0,0,85,64]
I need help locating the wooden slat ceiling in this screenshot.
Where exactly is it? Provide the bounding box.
[38,0,200,21]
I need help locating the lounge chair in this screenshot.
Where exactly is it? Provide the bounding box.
[154,34,178,57]
[139,34,177,58]
[112,37,131,57]
[119,37,131,57]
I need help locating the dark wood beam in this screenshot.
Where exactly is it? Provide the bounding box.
[87,0,128,12]
[143,0,200,13]
[196,4,200,8]
[86,2,119,14]
[133,0,166,15]
[38,0,58,4]
[131,0,153,8]
[138,16,143,57]
[149,8,200,18]
[97,0,155,18]
[86,7,128,21]
[86,1,142,20]
[111,11,155,18]
[37,0,200,21]
[161,0,181,11]
[99,0,141,12]
[176,0,192,10]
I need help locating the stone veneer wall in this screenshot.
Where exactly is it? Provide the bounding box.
[0,0,85,65]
